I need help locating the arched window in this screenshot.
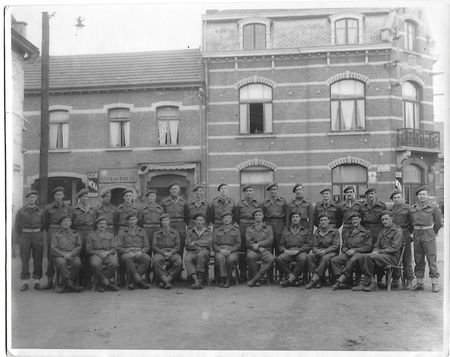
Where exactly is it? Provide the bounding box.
[332,164,367,202]
[157,106,179,145]
[335,18,359,45]
[330,80,365,131]
[243,23,266,50]
[239,84,273,134]
[404,20,417,51]
[402,81,420,129]
[109,107,130,148]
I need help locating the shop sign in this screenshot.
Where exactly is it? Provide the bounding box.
[87,172,99,197]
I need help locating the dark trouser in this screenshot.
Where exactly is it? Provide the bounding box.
[306,252,337,278]
[19,232,44,280]
[413,229,439,279]
[330,253,364,280]
[46,227,59,278]
[185,250,209,277]
[393,229,414,281]
[171,221,187,258]
[238,222,253,278]
[120,252,151,283]
[76,229,93,286]
[246,249,274,279]
[214,252,238,278]
[361,253,397,279]
[153,253,182,283]
[276,252,307,278]
[55,256,82,285]
[89,254,119,285]
[265,219,285,254]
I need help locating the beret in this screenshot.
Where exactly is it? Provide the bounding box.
[266,182,278,191]
[168,181,180,190]
[380,210,393,218]
[364,187,376,195]
[242,184,253,192]
[193,184,204,192]
[221,211,233,219]
[192,213,206,220]
[343,186,355,193]
[292,183,303,193]
[145,189,157,197]
[25,190,38,198]
[217,183,228,192]
[51,187,64,196]
[252,208,264,217]
[77,188,89,198]
[59,215,71,224]
[126,212,138,220]
[415,185,428,195]
[317,212,329,220]
[319,187,331,194]
[348,212,361,220]
[100,189,111,197]
[159,213,170,221]
[95,216,107,225]
[389,189,402,200]
[122,189,133,197]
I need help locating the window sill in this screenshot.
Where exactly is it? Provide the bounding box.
[49,149,71,153]
[237,134,276,139]
[105,147,132,152]
[328,131,368,136]
[154,146,182,150]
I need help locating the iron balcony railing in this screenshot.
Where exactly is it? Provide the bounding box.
[397,128,440,149]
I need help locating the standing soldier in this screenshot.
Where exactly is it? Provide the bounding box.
[286,184,314,232]
[14,191,45,291]
[359,187,387,245]
[276,213,312,287]
[410,186,442,293]
[245,208,274,287]
[339,186,362,241]
[212,212,241,288]
[389,189,414,289]
[71,188,96,289]
[139,189,163,249]
[187,184,210,229]
[313,187,341,229]
[160,182,189,258]
[209,183,236,229]
[115,189,140,234]
[263,182,287,255]
[43,187,70,290]
[236,185,261,282]
[185,213,213,289]
[95,189,116,234]
[305,213,340,289]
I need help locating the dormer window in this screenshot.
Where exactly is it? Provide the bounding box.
[404,20,417,51]
[238,18,271,50]
[330,13,364,45]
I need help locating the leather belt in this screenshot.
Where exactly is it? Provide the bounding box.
[240,219,254,223]
[414,225,434,230]
[22,228,41,233]
[144,224,160,228]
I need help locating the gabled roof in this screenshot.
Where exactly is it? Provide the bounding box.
[24,48,204,93]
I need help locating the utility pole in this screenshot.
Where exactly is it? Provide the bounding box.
[38,12,49,206]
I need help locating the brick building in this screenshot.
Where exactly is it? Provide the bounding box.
[22,7,442,207]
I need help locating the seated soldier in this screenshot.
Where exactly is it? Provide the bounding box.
[86,216,119,292]
[330,212,372,290]
[117,212,151,290]
[212,212,241,288]
[305,213,340,289]
[152,213,182,289]
[276,212,312,287]
[246,208,274,287]
[353,210,403,292]
[185,213,213,289]
[51,215,83,293]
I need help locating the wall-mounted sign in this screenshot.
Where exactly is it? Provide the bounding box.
[368,171,377,184]
[87,172,99,197]
[99,168,138,183]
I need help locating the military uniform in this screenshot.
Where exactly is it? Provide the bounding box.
[286,198,314,232]
[152,228,182,285]
[185,226,213,281]
[246,222,274,282]
[209,196,236,228]
[187,199,210,229]
[160,196,189,256]
[263,196,287,253]
[360,199,387,245]
[313,200,341,228]
[95,202,116,234]
[339,199,362,240]
[139,202,163,249]
[115,203,140,233]
[391,202,414,283]
[212,223,241,279]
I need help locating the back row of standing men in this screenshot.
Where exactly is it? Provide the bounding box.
[15,181,441,292]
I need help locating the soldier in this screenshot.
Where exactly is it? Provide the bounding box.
[14,190,45,291]
[115,189,140,234]
[160,182,189,258]
[139,189,163,249]
[305,213,340,289]
[187,184,210,229]
[263,182,287,255]
[117,212,151,290]
[71,188,96,289]
[276,212,312,287]
[353,210,402,292]
[313,187,341,229]
[410,186,442,293]
[86,216,119,292]
[331,212,372,290]
[286,184,314,232]
[209,183,236,229]
[43,187,70,290]
[339,186,362,240]
[359,187,387,244]
[236,184,261,282]
[246,208,274,287]
[51,215,82,293]
[389,189,414,289]
[185,213,213,289]
[95,189,116,234]
[212,212,241,288]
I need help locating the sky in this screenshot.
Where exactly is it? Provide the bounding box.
[7,0,449,121]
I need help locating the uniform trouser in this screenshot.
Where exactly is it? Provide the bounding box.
[171,222,187,259]
[76,229,93,285]
[330,253,364,280]
[364,224,383,247]
[19,232,44,280]
[89,254,119,285]
[306,252,337,278]
[153,253,182,282]
[185,250,209,277]
[46,227,59,278]
[214,252,238,278]
[55,256,82,285]
[392,230,414,281]
[276,252,308,278]
[361,253,397,279]
[144,227,160,251]
[246,249,274,279]
[413,229,439,279]
[238,222,253,278]
[265,219,285,254]
[120,252,151,283]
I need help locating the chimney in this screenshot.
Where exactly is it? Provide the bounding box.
[12,21,27,38]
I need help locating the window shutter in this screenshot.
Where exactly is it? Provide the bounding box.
[240,104,248,133]
[263,103,272,133]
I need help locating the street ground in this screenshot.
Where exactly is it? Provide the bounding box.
[8,230,446,354]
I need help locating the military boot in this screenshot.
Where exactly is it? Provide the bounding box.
[431,278,439,293]
[411,278,424,291]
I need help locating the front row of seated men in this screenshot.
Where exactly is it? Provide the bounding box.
[49,206,402,293]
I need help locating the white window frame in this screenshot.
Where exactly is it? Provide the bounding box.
[49,110,69,149]
[239,83,273,135]
[238,18,271,50]
[329,13,364,45]
[404,20,417,51]
[108,108,131,148]
[157,106,180,146]
[402,81,420,129]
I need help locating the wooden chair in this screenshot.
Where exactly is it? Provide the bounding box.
[384,245,406,292]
